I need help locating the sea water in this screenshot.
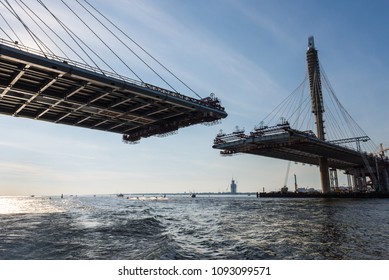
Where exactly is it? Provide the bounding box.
[1,195,388,259]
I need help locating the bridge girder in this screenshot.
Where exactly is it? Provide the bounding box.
[0,40,227,142]
[213,126,389,191]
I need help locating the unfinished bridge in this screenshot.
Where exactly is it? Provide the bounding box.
[0,1,227,143]
[213,37,389,194]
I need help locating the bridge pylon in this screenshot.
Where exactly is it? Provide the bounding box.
[213,36,389,196]
[306,36,331,193]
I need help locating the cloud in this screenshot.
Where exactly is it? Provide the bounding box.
[228,0,300,50]
[0,162,42,174]
[106,0,288,119]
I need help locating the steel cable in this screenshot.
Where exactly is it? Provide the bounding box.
[80,0,202,98]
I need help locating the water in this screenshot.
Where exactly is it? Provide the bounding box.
[1,195,389,259]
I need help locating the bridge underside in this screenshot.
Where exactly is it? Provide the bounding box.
[0,41,227,142]
[213,125,387,171]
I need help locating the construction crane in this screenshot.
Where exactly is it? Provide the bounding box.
[379,144,389,157]
[282,161,291,193]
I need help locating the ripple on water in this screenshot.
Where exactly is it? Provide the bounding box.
[1,196,389,259]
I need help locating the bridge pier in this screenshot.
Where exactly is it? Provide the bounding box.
[351,169,368,192]
[329,168,339,191]
[347,174,353,189]
[346,165,389,193]
[319,157,331,193]
[381,169,389,192]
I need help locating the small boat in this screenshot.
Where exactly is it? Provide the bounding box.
[117,193,124,198]
[127,195,168,201]
[190,193,196,198]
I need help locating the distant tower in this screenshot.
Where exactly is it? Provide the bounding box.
[230,178,237,194]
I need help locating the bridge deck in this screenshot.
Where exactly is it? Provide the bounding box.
[213,125,387,170]
[0,40,227,142]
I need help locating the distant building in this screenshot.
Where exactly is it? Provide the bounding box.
[230,178,237,194]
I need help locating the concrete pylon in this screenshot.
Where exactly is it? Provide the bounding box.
[306,36,331,193]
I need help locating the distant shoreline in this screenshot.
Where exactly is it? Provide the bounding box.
[124,192,256,196]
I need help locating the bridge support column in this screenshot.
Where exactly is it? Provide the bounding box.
[319,157,331,193]
[347,173,353,189]
[330,168,339,191]
[381,168,389,192]
[353,169,367,192]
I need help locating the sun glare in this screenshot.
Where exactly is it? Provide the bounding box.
[0,196,63,214]
[0,196,24,214]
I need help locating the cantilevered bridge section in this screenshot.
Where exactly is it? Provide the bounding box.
[213,123,389,192]
[213,122,389,177]
[213,124,376,170]
[213,37,389,193]
[0,40,227,142]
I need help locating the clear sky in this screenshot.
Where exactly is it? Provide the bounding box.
[1,0,388,196]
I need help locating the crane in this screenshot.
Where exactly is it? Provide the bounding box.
[282,161,291,193]
[380,143,389,157]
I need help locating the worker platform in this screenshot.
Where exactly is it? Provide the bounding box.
[0,39,227,142]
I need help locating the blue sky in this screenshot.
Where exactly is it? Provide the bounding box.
[1,0,388,196]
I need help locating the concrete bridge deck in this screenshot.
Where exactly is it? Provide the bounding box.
[213,124,388,171]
